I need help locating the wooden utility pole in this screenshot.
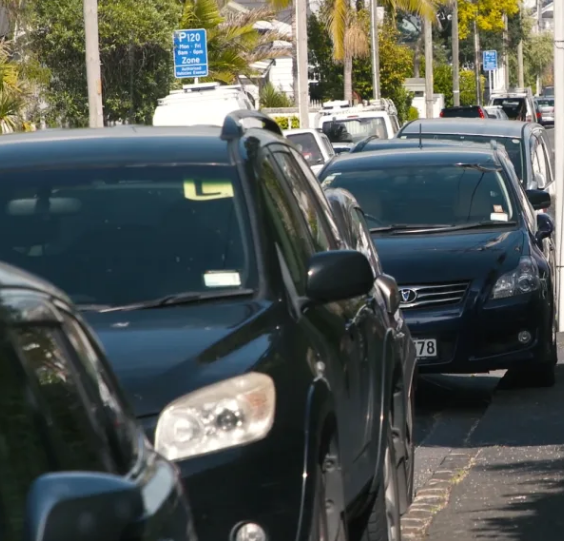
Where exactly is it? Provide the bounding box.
[473,20,481,104]
[83,0,104,127]
[424,17,434,117]
[452,0,460,106]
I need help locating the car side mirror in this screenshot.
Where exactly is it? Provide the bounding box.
[376,274,401,315]
[305,250,374,305]
[25,472,144,541]
[536,213,554,242]
[525,189,551,210]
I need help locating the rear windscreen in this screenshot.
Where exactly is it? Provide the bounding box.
[441,108,482,118]
[491,98,526,120]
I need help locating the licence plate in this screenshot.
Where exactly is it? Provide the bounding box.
[414,339,438,358]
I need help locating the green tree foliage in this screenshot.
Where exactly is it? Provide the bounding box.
[27,0,181,126]
[525,31,553,85]
[0,42,28,133]
[259,82,293,107]
[180,0,287,84]
[308,16,414,121]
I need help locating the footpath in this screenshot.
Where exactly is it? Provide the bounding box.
[403,357,564,541]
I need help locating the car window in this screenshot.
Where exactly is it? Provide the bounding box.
[322,117,388,143]
[514,178,537,232]
[0,165,257,308]
[320,134,335,157]
[401,133,525,182]
[61,313,139,474]
[286,133,325,166]
[12,324,116,472]
[390,115,400,134]
[258,154,312,293]
[538,133,554,184]
[350,208,382,276]
[531,136,549,188]
[441,108,482,118]
[320,163,515,227]
[289,147,343,247]
[272,150,333,252]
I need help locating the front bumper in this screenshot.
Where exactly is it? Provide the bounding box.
[141,417,306,541]
[403,290,550,373]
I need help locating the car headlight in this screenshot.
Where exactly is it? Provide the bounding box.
[155,372,276,461]
[490,256,540,300]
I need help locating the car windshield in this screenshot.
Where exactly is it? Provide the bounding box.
[401,133,525,182]
[322,117,388,143]
[286,133,325,165]
[0,165,256,307]
[320,164,514,229]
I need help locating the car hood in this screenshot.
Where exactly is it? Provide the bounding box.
[84,300,278,417]
[372,228,525,285]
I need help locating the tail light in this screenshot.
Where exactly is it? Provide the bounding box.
[439,111,444,117]
[536,112,542,121]
[478,108,485,118]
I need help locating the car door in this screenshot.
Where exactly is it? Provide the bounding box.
[256,148,365,503]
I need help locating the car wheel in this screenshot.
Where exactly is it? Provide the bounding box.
[310,440,347,541]
[362,420,402,541]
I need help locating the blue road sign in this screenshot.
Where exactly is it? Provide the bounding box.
[173,29,208,79]
[483,50,498,71]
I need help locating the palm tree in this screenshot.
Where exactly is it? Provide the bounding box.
[0,42,25,134]
[181,0,288,83]
[326,0,438,101]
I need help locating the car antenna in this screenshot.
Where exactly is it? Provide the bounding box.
[419,123,423,149]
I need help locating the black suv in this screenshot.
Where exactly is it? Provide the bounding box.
[439,105,488,118]
[0,112,416,541]
[0,262,194,541]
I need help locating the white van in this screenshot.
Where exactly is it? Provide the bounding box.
[152,82,255,127]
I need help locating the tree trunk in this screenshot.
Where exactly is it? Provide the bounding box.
[413,31,423,78]
[291,11,299,105]
[344,55,353,103]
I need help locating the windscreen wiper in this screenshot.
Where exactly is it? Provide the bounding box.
[411,220,517,233]
[95,288,255,312]
[370,224,452,233]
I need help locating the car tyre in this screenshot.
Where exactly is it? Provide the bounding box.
[310,439,348,541]
[361,420,402,541]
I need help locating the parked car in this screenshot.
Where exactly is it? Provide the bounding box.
[0,261,195,541]
[319,147,557,386]
[397,119,554,195]
[534,97,554,126]
[283,128,335,174]
[489,88,536,122]
[439,105,489,118]
[484,105,509,120]
[0,112,416,541]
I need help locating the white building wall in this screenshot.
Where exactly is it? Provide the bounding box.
[269,57,294,96]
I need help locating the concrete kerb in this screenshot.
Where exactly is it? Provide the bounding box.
[400,450,480,540]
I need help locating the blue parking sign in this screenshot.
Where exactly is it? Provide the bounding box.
[173,29,208,79]
[483,50,498,71]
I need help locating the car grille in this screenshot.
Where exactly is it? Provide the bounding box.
[398,281,469,309]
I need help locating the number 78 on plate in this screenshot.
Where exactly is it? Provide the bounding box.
[173,29,209,79]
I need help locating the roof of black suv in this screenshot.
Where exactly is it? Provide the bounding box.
[0,120,285,171]
[399,118,535,138]
[323,147,501,171]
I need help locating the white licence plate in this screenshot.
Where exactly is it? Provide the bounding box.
[414,339,438,358]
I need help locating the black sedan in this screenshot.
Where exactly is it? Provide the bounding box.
[319,147,557,386]
[0,114,416,541]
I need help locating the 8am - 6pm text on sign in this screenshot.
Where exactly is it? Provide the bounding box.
[173,29,209,79]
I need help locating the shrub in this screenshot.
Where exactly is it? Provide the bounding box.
[272,116,300,129]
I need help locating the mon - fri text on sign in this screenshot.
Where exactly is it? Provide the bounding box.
[173,29,208,79]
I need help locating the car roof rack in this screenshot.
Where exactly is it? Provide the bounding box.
[221,110,283,141]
